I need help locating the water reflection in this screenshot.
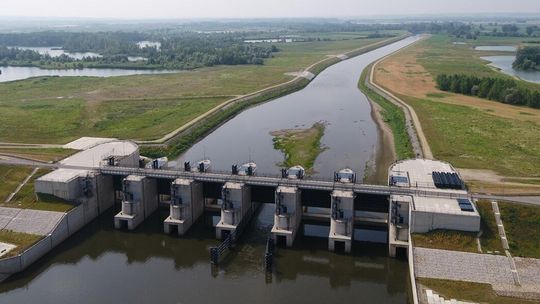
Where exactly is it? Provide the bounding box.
[0,204,408,304]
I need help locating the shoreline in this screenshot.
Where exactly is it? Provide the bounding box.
[365,97,396,184]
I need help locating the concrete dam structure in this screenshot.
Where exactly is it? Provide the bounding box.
[0,139,481,281]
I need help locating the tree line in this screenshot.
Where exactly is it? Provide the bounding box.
[513,46,540,71]
[0,31,279,69]
[436,74,540,109]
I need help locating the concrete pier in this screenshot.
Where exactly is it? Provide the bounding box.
[164,179,203,235]
[328,190,355,253]
[271,186,301,247]
[388,195,411,258]
[114,175,158,230]
[216,182,251,239]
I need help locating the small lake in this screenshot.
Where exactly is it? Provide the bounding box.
[475,45,517,52]
[0,66,181,83]
[7,46,102,59]
[482,55,540,84]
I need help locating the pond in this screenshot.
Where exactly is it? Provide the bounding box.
[7,46,102,59]
[482,55,540,84]
[0,66,182,83]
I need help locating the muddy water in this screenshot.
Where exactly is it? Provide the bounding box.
[176,36,422,179]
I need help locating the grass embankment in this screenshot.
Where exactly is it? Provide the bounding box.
[412,201,502,253]
[0,230,42,258]
[412,230,478,253]
[0,147,75,162]
[359,67,414,160]
[417,278,538,304]
[143,36,407,158]
[0,168,74,212]
[374,34,540,180]
[0,165,33,201]
[0,36,387,144]
[271,122,327,171]
[499,201,540,258]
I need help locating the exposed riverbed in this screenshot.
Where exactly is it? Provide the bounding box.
[0,36,421,303]
[177,36,422,179]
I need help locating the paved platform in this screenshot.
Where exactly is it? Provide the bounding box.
[0,207,65,235]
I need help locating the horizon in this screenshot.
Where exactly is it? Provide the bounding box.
[0,0,539,20]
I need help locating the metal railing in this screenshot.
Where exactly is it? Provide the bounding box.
[209,205,255,265]
[264,236,275,272]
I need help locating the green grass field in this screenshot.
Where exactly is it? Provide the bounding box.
[0,36,387,144]
[412,230,479,253]
[0,165,33,201]
[1,168,74,212]
[0,148,75,162]
[0,230,42,258]
[419,34,540,91]
[402,96,540,177]
[417,278,536,304]
[476,200,505,253]
[499,201,540,258]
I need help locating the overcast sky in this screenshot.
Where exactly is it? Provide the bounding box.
[0,0,538,19]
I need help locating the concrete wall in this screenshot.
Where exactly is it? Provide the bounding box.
[1,173,114,281]
[35,177,80,201]
[410,211,480,233]
[0,204,90,279]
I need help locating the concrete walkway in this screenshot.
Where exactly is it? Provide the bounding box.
[0,207,65,236]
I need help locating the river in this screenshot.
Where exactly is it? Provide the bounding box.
[177,36,422,179]
[0,36,421,304]
[0,66,182,83]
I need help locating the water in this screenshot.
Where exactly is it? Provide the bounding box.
[0,205,410,304]
[475,45,517,52]
[0,37,420,303]
[177,36,422,179]
[7,46,102,59]
[0,66,182,83]
[482,55,540,84]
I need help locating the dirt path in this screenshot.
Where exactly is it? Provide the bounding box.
[368,35,433,159]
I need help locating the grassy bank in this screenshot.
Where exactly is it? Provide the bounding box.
[417,278,536,304]
[499,201,540,258]
[0,165,33,201]
[271,122,327,171]
[1,168,74,212]
[0,230,42,258]
[404,96,540,177]
[359,67,414,160]
[0,147,75,162]
[412,230,479,253]
[0,36,388,144]
[412,201,502,254]
[374,34,540,179]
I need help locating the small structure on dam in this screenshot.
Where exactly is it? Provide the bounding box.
[114,175,158,230]
[216,182,252,239]
[387,159,480,257]
[328,190,355,253]
[271,186,302,247]
[164,179,204,235]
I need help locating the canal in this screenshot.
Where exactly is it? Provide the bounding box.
[177,36,422,179]
[0,36,421,304]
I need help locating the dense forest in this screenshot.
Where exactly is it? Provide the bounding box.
[513,46,540,71]
[436,74,540,109]
[0,31,279,69]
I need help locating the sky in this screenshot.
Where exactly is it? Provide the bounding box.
[0,0,538,19]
